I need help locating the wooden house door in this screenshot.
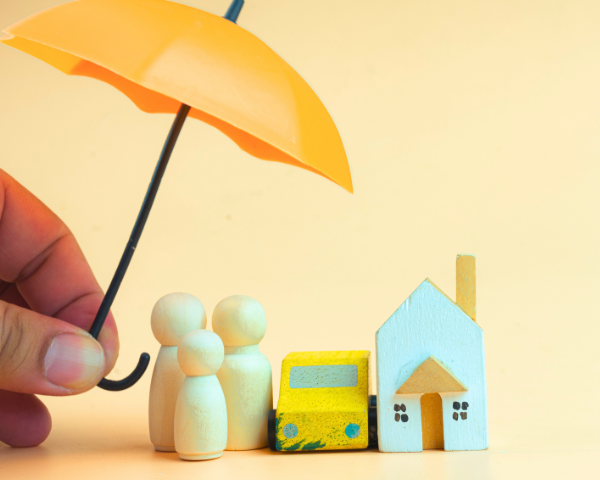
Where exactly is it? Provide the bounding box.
[421,393,444,449]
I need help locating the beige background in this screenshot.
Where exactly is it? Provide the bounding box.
[1,0,599,478]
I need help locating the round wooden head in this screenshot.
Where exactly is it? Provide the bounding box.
[177,330,224,377]
[212,295,266,347]
[151,293,207,346]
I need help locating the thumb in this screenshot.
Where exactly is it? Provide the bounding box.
[0,300,106,395]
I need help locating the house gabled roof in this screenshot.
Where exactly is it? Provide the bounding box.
[377,278,482,335]
[396,356,468,394]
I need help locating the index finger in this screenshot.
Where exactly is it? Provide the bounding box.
[0,170,118,372]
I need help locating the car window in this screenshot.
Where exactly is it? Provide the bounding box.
[289,364,358,388]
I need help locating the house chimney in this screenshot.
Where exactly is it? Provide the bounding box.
[456,254,476,322]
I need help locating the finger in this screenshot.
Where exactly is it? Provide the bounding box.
[0,170,118,373]
[0,285,121,381]
[49,286,119,374]
[0,282,30,309]
[0,300,105,395]
[0,389,52,447]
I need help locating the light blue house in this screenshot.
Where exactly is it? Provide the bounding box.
[376,264,488,452]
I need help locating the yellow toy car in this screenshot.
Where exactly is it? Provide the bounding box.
[268,351,378,451]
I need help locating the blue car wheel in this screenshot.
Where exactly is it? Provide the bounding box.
[283,423,299,439]
[345,423,361,439]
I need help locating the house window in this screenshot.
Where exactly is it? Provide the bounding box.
[452,412,467,421]
[453,401,469,420]
[394,404,408,422]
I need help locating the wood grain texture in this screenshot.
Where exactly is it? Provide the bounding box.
[148,346,185,451]
[421,393,444,450]
[175,375,228,460]
[376,279,488,452]
[150,293,207,347]
[217,346,273,450]
[456,254,476,322]
[148,293,206,452]
[174,330,227,461]
[396,356,468,394]
[213,295,272,451]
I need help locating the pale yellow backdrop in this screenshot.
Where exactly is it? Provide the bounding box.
[1,0,599,478]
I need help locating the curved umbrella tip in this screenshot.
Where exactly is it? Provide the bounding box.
[97,353,151,391]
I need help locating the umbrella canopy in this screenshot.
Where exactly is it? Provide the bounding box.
[1,0,352,391]
[1,0,353,192]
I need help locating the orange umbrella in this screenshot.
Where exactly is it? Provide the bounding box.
[1,0,352,391]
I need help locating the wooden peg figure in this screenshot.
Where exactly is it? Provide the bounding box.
[174,330,228,461]
[149,293,207,452]
[213,295,273,450]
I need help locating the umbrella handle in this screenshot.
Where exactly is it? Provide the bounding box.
[93,0,245,392]
[97,353,151,391]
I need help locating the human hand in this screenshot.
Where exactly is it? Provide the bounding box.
[0,171,119,447]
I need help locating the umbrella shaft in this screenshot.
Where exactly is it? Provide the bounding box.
[89,103,192,339]
[224,0,244,22]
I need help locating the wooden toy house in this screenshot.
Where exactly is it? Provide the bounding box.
[375,255,488,452]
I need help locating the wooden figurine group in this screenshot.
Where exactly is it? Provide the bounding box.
[149,294,272,460]
[148,254,488,459]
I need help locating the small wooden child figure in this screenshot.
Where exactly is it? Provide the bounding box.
[149,293,206,452]
[174,329,228,461]
[213,295,273,450]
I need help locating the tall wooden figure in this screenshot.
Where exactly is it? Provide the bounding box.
[213,295,273,450]
[149,293,206,452]
[174,329,227,461]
